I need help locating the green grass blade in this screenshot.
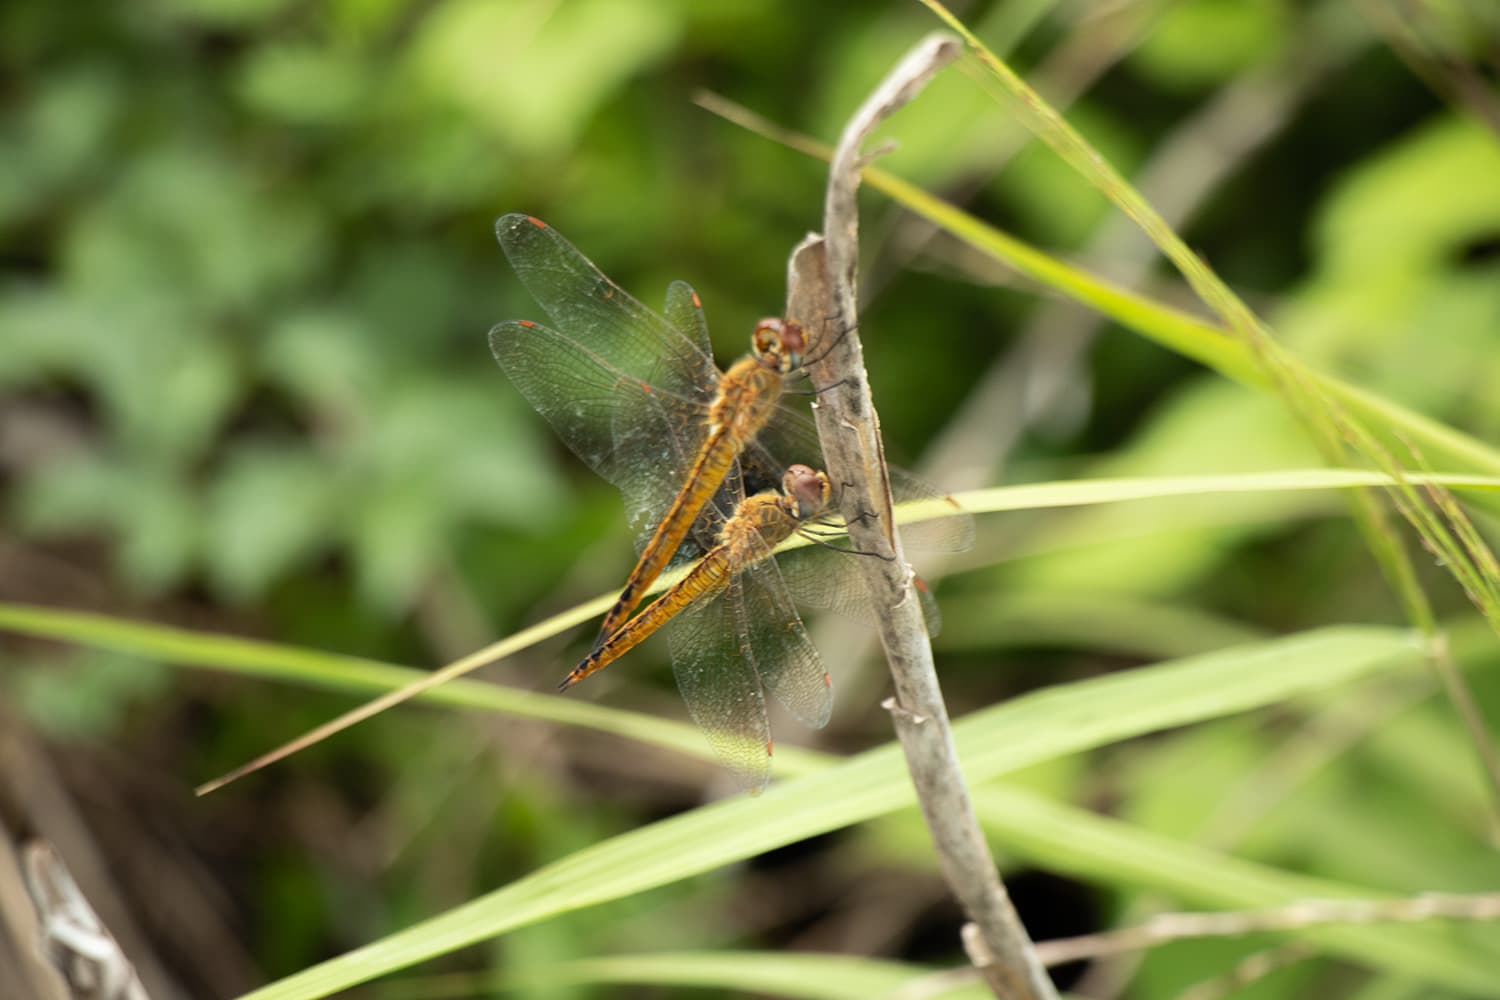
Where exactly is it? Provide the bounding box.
[942,470,1500,519]
[917,0,1500,829]
[854,161,1500,482]
[697,90,1500,481]
[935,592,1269,660]
[0,601,718,766]
[390,952,979,1000]
[1,470,1484,786]
[973,785,1500,995]
[234,627,1434,999]
[4,606,1470,991]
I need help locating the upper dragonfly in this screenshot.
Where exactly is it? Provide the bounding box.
[492,214,817,665]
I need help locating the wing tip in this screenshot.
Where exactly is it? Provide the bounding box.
[495,212,549,245]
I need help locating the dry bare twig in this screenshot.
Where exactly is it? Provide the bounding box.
[1034,892,1500,967]
[893,891,1500,998]
[788,32,1056,1000]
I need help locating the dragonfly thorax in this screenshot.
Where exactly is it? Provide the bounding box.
[720,464,833,563]
[711,355,785,443]
[723,494,800,563]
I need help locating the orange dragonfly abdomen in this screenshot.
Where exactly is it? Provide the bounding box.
[561,476,819,692]
[589,352,789,649]
[562,544,735,691]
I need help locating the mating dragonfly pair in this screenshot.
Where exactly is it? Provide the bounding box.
[491,215,969,791]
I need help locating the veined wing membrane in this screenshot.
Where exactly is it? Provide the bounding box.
[495,214,739,551]
[735,547,834,730]
[496,215,717,408]
[771,468,975,636]
[498,214,810,638]
[664,578,774,790]
[662,479,835,791]
[489,320,718,548]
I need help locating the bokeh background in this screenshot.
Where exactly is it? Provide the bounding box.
[4,1,1500,998]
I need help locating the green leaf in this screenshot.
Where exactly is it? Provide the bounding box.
[117,474,202,593]
[855,156,1500,482]
[935,591,1267,659]
[260,308,382,416]
[236,44,367,125]
[235,626,1492,1000]
[1316,116,1500,280]
[346,481,443,612]
[340,376,570,610]
[2,602,1491,995]
[407,0,679,154]
[10,649,170,739]
[0,288,89,384]
[157,0,296,28]
[206,445,341,603]
[1002,102,1140,248]
[1129,0,1287,90]
[0,65,118,226]
[64,142,326,315]
[0,599,720,768]
[948,469,1500,517]
[17,454,201,593]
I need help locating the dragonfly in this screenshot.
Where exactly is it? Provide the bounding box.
[570,463,841,784]
[490,215,971,788]
[494,213,810,657]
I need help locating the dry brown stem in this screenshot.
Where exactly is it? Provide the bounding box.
[790,32,1056,1000]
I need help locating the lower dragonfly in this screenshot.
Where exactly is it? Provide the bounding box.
[567,458,966,791]
[568,463,841,787]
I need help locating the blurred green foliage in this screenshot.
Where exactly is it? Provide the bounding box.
[4,0,1500,997]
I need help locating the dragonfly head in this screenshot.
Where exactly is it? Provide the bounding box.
[782,464,831,521]
[752,318,806,374]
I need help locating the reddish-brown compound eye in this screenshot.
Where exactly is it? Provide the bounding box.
[752,318,785,359]
[783,464,830,520]
[778,320,807,367]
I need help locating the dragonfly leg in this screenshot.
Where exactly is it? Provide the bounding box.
[780,376,852,399]
[798,313,859,368]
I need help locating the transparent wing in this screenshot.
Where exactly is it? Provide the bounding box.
[494,216,743,557]
[734,543,834,730]
[662,278,712,360]
[740,402,824,496]
[818,469,975,555]
[496,215,718,408]
[662,524,833,792]
[741,402,976,555]
[774,460,974,639]
[489,320,708,543]
[888,468,976,555]
[664,585,773,792]
[777,543,946,636]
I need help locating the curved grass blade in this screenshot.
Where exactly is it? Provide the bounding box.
[388,952,977,1000]
[696,91,1500,485]
[8,470,1495,795]
[227,626,1500,1000]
